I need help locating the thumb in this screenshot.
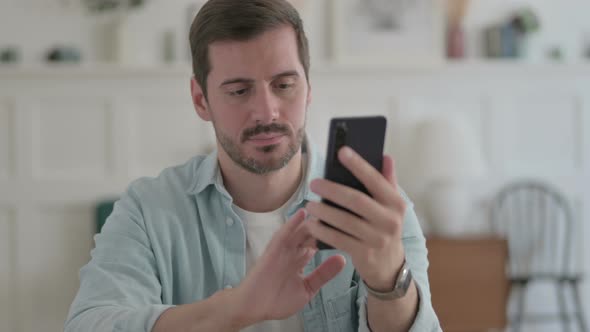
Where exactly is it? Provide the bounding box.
[303,255,346,295]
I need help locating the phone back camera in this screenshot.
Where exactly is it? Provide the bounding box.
[333,122,348,167]
[335,122,347,148]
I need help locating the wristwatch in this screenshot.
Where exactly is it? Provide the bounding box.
[364,259,413,300]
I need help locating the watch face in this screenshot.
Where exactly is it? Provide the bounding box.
[397,268,412,295]
[365,262,412,300]
[391,264,412,298]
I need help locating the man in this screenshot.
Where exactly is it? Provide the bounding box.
[65,0,441,331]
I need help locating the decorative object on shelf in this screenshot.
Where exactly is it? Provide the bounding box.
[582,32,590,60]
[162,29,176,64]
[484,24,518,58]
[547,46,564,62]
[484,7,540,59]
[85,0,161,65]
[410,115,487,237]
[45,46,82,63]
[510,8,540,36]
[330,0,445,67]
[445,0,470,59]
[82,0,149,13]
[0,46,21,64]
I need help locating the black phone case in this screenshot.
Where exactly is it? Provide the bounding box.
[317,116,387,250]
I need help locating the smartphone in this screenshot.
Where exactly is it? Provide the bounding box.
[317,116,387,250]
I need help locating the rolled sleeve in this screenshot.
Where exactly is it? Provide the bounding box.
[356,282,441,332]
[356,191,441,332]
[65,186,171,332]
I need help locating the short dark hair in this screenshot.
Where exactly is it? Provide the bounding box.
[189,0,310,99]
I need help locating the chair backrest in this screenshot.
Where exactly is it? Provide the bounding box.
[490,180,575,278]
[95,199,117,234]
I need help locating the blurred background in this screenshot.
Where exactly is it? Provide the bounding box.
[0,0,589,331]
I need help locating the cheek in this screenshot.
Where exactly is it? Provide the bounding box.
[224,113,250,136]
[287,97,308,126]
[208,95,247,129]
[283,88,308,122]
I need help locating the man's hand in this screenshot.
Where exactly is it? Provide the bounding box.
[153,210,345,332]
[305,146,407,292]
[233,209,346,328]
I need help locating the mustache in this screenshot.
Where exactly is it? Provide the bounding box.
[242,123,290,142]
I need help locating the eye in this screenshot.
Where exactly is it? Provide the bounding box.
[275,81,296,92]
[229,88,249,97]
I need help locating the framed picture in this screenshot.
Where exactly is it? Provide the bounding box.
[330,0,445,67]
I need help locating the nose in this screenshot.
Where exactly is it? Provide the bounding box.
[251,85,279,124]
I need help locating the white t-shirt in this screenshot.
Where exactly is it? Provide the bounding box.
[232,159,307,332]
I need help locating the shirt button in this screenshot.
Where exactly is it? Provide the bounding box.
[225,284,233,289]
[226,218,234,226]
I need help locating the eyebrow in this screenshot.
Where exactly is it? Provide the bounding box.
[219,70,300,87]
[272,70,300,81]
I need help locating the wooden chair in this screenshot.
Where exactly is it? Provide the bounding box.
[491,180,587,332]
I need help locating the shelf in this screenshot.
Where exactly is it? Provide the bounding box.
[2,60,590,79]
[313,59,590,76]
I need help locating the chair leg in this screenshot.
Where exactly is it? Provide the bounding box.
[570,280,588,332]
[556,280,570,332]
[513,281,528,332]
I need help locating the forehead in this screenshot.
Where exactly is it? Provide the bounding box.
[207,25,304,82]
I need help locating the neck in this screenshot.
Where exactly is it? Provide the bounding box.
[217,148,304,213]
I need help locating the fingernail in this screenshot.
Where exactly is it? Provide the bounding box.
[340,146,353,159]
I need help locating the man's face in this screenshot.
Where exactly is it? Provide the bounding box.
[194,25,311,175]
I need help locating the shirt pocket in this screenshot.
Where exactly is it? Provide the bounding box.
[325,279,359,332]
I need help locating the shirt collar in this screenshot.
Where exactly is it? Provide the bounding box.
[186,134,323,204]
[185,148,230,200]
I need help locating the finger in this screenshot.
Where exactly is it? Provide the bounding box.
[382,155,397,187]
[281,208,307,235]
[288,217,314,248]
[306,201,381,245]
[303,254,346,295]
[337,146,396,205]
[301,235,318,250]
[293,246,318,271]
[269,209,307,250]
[310,179,390,225]
[379,156,405,215]
[307,218,364,255]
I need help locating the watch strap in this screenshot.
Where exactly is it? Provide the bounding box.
[364,259,412,300]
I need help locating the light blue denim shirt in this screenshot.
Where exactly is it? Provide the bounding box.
[65,139,441,332]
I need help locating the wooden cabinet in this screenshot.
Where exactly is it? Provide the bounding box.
[427,237,510,332]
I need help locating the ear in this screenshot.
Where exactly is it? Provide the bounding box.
[191,77,212,122]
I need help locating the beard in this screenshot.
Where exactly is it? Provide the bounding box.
[214,121,305,175]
